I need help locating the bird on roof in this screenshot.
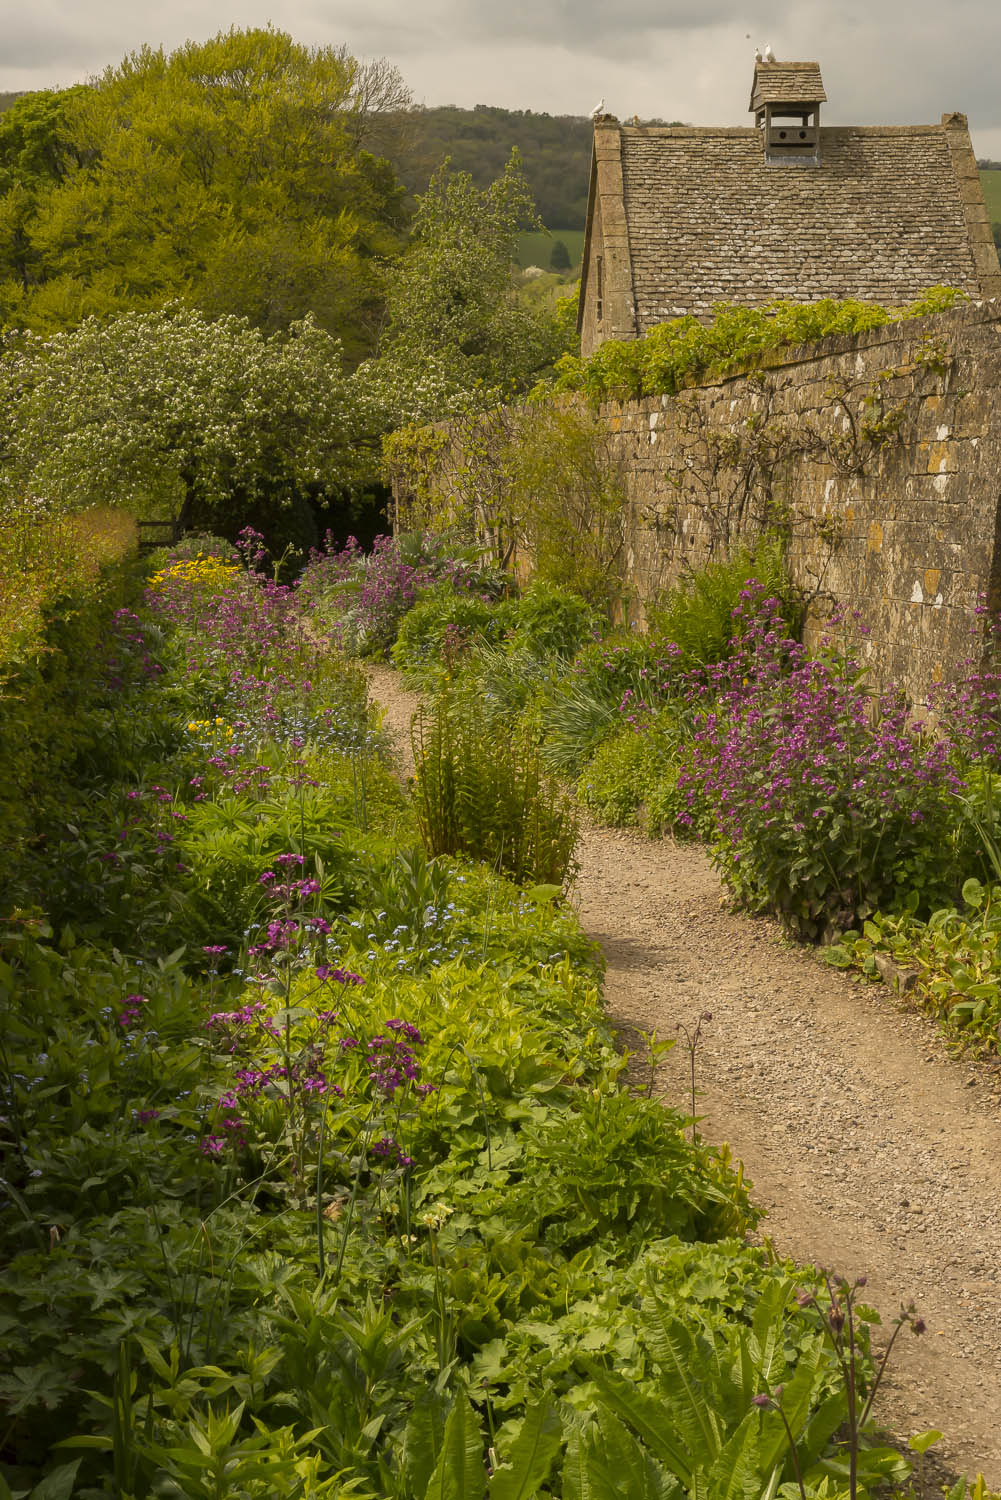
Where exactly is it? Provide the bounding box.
[762,43,775,62]
[590,97,605,119]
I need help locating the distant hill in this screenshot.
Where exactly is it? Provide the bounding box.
[395,105,685,231]
[396,105,594,229]
[0,92,24,113]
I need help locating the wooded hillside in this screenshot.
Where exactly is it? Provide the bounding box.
[396,105,595,228]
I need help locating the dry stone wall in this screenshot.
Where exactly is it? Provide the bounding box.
[609,300,1001,703]
[397,301,1001,705]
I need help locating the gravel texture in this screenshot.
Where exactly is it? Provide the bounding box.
[367,664,1001,1485]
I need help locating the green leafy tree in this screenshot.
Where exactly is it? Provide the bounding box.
[0,28,411,353]
[0,87,93,297]
[366,150,576,426]
[0,306,377,546]
[549,238,572,272]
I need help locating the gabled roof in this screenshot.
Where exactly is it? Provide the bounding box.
[578,114,1001,340]
[750,62,827,112]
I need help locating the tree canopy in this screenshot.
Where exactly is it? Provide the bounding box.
[0,307,376,544]
[0,28,411,354]
[366,150,577,426]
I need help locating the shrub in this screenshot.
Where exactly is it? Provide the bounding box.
[578,709,687,831]
[154,531,240,565]
[0,503,137,664]
[391,585,517,683]
[647,537,799,672]
[501,404,628,607]
[507,578,600,659]
[827,876,1001,1049]
[0,548,148,912]
[679,587,966,937]
[542,291,968,404]
[412,686,579,888]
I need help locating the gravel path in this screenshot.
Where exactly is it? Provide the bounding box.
[367,664,1001,1485]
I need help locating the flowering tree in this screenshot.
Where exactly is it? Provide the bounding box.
[0,306,378,536]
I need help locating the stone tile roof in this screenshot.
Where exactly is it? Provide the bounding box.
[618,124,986,328]
[750,62,827,111]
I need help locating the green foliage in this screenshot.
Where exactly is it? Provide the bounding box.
[391,585,518,684]
[648,539,800,672]
[0,29,410,349]
[391,578,594,691]
[508,579,600,660]
[549,238,572,272]
[0,549,146,908]
[542,292,969,405]
[826,875,1001,1049]
[151,531,239,565]
[0,531,903,1496]
[0,306,371,536]
[413,686,579,888]
[578,713,686,834]
[503,404,628,606]
[367,150,575,426]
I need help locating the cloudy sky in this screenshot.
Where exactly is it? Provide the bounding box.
[5,0,1001,158]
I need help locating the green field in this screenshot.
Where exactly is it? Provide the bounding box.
[980,169,1001,228]
[518,228,586,271]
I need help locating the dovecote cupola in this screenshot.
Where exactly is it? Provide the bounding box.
[750,58,826,165]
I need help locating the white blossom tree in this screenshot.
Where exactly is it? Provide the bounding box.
[0,306,378,538]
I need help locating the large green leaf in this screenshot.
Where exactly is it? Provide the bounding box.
[583,1408,680,1500]
[560,1421,594,1500]
[589,1369,694,1485]
[403,1390,449,1497]
[705,1409,762,1500]
[640,1309,724,1460]
[489,1400,563,1500]
[747,1280,794,1394]
[425,1392,486,1500]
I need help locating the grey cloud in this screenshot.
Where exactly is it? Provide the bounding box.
[1,0,999,149]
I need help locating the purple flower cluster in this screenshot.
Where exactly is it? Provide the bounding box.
[371,1135,414,1168]
[677,585,964,935]
[199,1003,430,1164]
[296,532,485,655]
[366,1019,426,1096]
[119,993,149,1028]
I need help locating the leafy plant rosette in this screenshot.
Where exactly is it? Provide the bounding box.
[677,586,965,938]
[826,876,1001,1050]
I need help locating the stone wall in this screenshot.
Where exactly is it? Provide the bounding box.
[609,301,1001,702]
[397,301,1001,705]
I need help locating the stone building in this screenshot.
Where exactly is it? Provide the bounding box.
[578,58,1001,356]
